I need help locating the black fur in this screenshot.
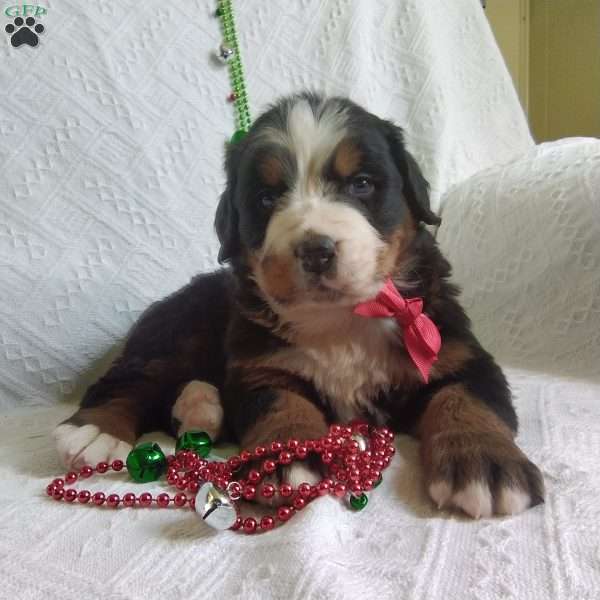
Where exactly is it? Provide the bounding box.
[80,270,233,435]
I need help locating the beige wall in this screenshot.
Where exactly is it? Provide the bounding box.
[486,0,530,112]
[487,0,600,142]
[529,0,600,141]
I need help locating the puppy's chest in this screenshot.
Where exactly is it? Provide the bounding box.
[278,321,415,421]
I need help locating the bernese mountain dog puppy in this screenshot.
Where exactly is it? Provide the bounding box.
[54,93,544,518]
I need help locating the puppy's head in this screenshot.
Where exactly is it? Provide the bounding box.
[215,93,439,314]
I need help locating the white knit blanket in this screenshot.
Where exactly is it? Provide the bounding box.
[1,367,600,599]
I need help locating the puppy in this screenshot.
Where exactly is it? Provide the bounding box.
[54,93,544,518]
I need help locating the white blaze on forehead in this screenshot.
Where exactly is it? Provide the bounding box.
[260,97,349,197]
[287,99,348,190]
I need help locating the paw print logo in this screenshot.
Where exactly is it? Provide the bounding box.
[5,16,44,47]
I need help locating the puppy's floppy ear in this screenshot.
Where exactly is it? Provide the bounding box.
[384,122,441,226]
[214,188,239,263]
[214,141,243,263]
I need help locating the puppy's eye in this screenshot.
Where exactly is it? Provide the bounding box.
[347,175,374,198]
[257,191,276,209]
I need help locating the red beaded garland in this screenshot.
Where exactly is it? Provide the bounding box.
[261,483,275,498]
[174,493,187,507]
[247,469,261,484]
[44,422,395,535]
[243,517,257,533]
[78,490,91,503]
[107,493,120,508]
[64,488,77,502]
[139,492,153,507]
[156,493,170,508]
[263,459,276,473]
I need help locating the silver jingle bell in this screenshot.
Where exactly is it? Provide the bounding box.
[195,482,238,530]
[217,43,235,63]
[351,433,368,452]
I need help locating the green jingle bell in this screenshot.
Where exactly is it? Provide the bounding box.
[230,129,247,144]
[175,430,213,458]
[349,493,369,511]
[126,442,167,483]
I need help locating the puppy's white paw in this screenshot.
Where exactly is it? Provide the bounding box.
[53,423,132,469]
[451,481,493,519]
[430,478,532,519]
[430,479,494,518]
[172,380,223,440]
[256,462,322,507]
[284,462,321,488]
[496,486,532,515]
[428,480,453,510]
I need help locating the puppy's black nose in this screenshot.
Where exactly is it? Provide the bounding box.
[295,235,336,275]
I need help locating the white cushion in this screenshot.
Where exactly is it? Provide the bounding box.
[438,137,600,377]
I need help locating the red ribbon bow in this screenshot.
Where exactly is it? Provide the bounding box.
[353,278,441,383]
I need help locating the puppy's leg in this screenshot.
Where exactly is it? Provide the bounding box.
[54,360,170,469]
[54,397,140,469]
[418,369,544,518]
[171,380,224,440]
[227,385,329,504]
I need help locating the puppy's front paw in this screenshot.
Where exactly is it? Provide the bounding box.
[242,426,326,506]
[424,431,544,518]
[172,380,223,440]
[54,423,133,469]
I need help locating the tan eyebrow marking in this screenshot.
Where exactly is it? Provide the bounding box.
[258,155,284,187]
[333,139,362,178]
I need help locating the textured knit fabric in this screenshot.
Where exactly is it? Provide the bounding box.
[0,0,531,409]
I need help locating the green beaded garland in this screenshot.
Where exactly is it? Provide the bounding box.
[217,0,251,142]
[350,493,369,511]
[126,442,167,483]
[175,430,213,458]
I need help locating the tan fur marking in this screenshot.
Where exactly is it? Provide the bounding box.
[258,254,297,303]
[66,397,139,444]
[259,155,284,187]
[241,390,328,450]
[418,384,513,441]
[430,341,474,379]
[418,384,516,484]
[333,139,362,178]
[376,219,416,278]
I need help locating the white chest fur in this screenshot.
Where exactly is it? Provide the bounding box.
[266,312,414,422]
